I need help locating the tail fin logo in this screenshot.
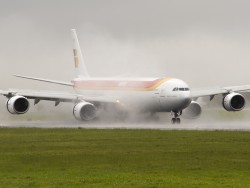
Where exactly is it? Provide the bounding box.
[73,49,79,68]
[71,29,90,77]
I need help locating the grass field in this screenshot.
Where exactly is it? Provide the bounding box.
[0,128,250,187]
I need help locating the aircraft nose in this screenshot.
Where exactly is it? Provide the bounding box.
[181,92,191,108]
[183,97,191,107]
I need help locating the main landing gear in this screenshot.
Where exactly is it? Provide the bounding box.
[171,111,182,124]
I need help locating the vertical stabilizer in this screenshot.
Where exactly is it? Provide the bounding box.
[71,29,90,78]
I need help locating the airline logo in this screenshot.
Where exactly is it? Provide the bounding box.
[73,49,79,68]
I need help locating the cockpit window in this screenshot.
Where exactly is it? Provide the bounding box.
[173,87,189,91]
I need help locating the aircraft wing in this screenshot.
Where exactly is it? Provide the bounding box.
[13,75,73,86]
[191,85,250,98]
[0,90,117,105]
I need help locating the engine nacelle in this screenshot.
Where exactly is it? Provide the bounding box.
[182,101,202,119]
[7,96,30,114]
[223,93,245,111]
[73,102,96,121]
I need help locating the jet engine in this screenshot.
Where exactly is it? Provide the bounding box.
[73,102,96,121]
[223,93,245,111]
[7,96,30,114]
[182,101,202,119]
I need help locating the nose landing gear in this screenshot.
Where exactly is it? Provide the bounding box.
[171,111,182,124]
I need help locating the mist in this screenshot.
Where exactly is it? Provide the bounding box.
[1,0,250,127]
[1,1,250,87]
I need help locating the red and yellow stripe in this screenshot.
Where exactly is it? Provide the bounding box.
[73,77,171,91]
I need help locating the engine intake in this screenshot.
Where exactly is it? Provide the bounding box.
[182,101,202,119]
[7,96,30,114]
[73,102,96,121]
[223,93,245,111]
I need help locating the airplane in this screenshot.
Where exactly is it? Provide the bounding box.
[0,29,250,124]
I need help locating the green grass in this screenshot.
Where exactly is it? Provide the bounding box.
[0,128,250,187]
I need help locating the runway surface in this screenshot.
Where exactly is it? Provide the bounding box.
[1,119,250,131]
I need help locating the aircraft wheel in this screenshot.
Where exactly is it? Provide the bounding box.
[171,111,182,124]
[171,118,181,124]
[171,118,176,124]
[176,118,181,124]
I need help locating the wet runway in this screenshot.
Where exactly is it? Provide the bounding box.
[1,119,250,131]
[0,109,250,130]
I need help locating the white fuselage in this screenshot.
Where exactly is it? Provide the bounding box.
[72,77,191,113]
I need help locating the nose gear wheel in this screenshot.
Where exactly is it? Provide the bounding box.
[171,111,182,124]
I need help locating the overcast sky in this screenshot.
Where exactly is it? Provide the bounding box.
[1,0,250,90]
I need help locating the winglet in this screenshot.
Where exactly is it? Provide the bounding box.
[71,29,90,78]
